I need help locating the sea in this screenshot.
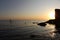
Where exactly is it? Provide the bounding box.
[0,20,60,40]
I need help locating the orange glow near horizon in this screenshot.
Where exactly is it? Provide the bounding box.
[0,16,48,20]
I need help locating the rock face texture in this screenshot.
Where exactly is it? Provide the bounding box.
[55,9,60,32]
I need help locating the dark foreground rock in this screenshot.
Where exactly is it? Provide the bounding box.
[37,22,46,26]
[45,19,55,25]
[37,19,55,26]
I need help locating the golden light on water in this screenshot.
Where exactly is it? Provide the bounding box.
[49,11,55,19]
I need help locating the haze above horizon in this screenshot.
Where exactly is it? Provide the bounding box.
[0,0,60,20]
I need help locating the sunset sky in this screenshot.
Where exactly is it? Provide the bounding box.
[0,0,60,20]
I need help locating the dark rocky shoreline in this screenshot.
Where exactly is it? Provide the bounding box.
[37,19,55,26]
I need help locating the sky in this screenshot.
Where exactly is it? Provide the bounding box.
[0,0,60,20]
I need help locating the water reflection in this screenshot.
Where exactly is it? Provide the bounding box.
[45,23,60,39]
[0,20,60,40]
[45,24,56,38]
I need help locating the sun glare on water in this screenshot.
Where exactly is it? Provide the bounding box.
[49,11,55,19]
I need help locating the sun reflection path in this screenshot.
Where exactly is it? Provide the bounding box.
[45,24,56,38]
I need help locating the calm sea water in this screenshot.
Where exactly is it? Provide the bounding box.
[0,20,60,40]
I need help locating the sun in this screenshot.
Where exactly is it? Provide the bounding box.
[49,11,55,19]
